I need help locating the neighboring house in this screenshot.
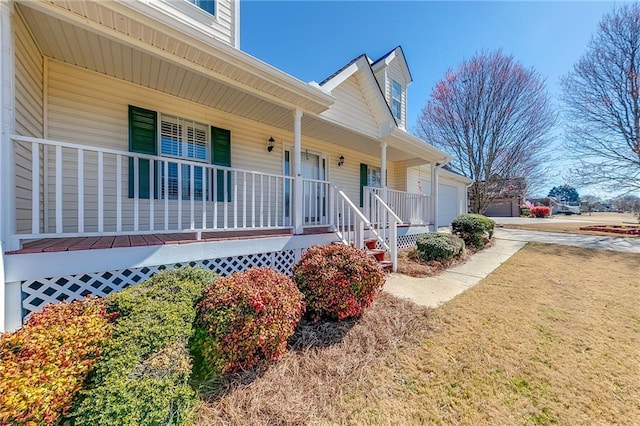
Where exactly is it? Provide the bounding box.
[477,177,526,217]
[0,0,466,331]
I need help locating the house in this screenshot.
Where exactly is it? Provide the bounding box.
[0,0,468,331]
[477,177,526,217]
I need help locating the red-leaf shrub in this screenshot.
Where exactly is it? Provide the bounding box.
[529,206,551,218]
[193,267,305,375]
[293,244,385,321]
[0,298,112,425]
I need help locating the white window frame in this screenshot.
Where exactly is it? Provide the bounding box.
[391,79,403,121]
[368,165,382,188]
[158,113,210,200]
[185,0,216,16]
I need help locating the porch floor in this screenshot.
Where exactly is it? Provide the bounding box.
[5,228,312,255]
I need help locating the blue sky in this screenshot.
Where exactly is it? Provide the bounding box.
[241,1,624,195]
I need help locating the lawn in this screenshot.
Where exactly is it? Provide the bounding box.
[197,243,640,425]
[335,243,640,425]
[500,212,640,237]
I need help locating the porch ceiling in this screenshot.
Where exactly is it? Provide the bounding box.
[16,2,328,130]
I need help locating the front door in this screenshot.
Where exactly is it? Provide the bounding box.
[284,149,327,225]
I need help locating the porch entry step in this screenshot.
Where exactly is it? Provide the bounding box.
[366,249,386,262]
[377,260,394,273]
[330,241,391,272]
[364,238,378,250]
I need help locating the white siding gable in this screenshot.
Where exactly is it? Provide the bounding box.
[320,74,380,138]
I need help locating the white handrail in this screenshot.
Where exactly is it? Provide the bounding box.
[12,135,287,180]
[363,187,402,272]
[12,135,293,239]
[330,183,371,248]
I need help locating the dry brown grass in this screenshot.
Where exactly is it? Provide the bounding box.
[195,293,435,425]
[332,243,640,425]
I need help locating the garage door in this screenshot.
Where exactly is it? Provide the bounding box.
[484,201,513,217]
[438,183,459,227]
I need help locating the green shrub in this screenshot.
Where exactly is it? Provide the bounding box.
[415,233,465,262]
[68,268,215,426]
[0,298,111,425]
[193,267,305,377]
[451,214,495,248]
[293,244,385,321]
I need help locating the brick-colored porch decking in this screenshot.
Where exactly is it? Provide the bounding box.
[5,228,308,255]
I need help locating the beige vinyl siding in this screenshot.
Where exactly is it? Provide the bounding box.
[43,61,387,232]
[406,165,433,196]
[385,59,407,129]
[388,160,407,192]
[219,0,237,47]
[14,11,44,234]
[373,68,385,98]
[319,74,380,138]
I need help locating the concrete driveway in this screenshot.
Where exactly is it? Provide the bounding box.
[494,228,640,254]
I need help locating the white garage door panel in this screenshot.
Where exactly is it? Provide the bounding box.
[438,183,459,227]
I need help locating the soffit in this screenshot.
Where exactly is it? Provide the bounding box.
[17,1,332,116]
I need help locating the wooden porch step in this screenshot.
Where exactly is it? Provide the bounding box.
[364,238,378,250]
[377,260,393,272]
[366,249,386,262]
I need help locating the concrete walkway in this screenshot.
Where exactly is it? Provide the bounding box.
[384,238,526,308]
[384,228,640,308]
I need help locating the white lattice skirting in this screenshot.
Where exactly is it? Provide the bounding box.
[21,249,301,319]
[397,233,424,248]
[376,233,425,250]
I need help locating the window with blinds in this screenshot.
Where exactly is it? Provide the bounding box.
[160,114,208,200]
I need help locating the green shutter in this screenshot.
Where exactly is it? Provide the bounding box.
[360,163,368,207]
[128,105,157,199]
[211,126,232,202]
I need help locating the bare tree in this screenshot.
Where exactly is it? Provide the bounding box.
[416,51,556,213]
[561,3,640,194]
[580,195,602,215]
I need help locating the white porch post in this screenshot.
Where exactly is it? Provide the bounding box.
[431,163,440,230]
[380,142,388,202]
[292,108,303,234]
[1,0,16,332]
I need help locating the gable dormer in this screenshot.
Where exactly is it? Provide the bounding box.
[370,46,412,130]
[157,0,240,48]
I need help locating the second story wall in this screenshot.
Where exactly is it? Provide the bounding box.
[160,0,239,48]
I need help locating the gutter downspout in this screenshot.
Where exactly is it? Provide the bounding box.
[430,160,447,230]
[464,180,474,215]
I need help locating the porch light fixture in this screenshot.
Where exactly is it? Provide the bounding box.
[267,136,275,153]
[337,155,345,167]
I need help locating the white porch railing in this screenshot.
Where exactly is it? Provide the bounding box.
[329,184,371,248]
[363,188,401,271]
[365,186,431,225]
[12,136,293,239]
[300,178,371,248]
[301,178,331,227]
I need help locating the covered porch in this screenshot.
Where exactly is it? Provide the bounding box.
[6,0,446,254]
